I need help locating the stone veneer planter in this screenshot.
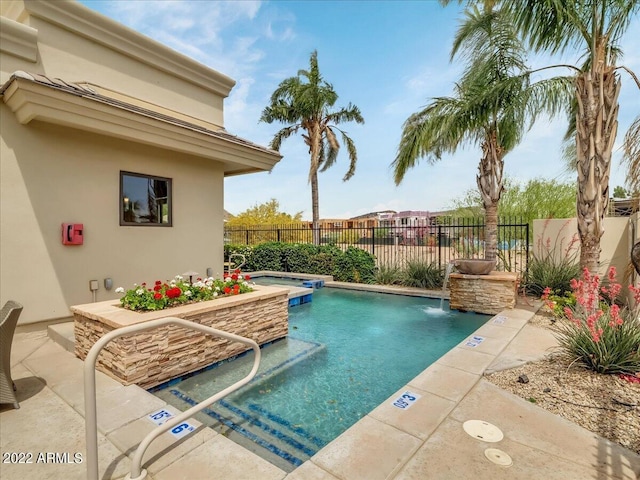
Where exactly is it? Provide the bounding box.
[449,271,518,315]
[71,285,289,389]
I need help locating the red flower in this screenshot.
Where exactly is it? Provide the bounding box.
[233,284,240,292]
[155,280,162,285]
[234,269,240,274]
[166,287,181,299]
[244,274,251,280]
[154,293,162,300]
[224,286,231,294]
[154,285,162,292]
[231,274,239,281]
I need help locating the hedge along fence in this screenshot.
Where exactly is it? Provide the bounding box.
[224,242,377,284]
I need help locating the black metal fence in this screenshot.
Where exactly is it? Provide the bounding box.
[224,217,530,275]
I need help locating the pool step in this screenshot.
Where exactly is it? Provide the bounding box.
[166,388,322,470]
[153,337,328,471]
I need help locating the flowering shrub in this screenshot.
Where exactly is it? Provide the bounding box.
[543,267,640,374]
[116,269,253,312]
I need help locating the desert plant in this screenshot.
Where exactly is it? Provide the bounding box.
[526,222,581,296]
[526,254,581,297]
[545,267,640,374]
[376,263,402,285]
[401,259,443,289]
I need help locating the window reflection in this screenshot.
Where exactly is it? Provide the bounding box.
[120,172,171,226]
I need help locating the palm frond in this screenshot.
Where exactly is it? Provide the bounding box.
[623,115,640,192]
[269,125,301,151]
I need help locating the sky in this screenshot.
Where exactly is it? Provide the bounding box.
[80,0,639,220]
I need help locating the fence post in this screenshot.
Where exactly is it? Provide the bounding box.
[371,227,375,255]
[437,224,442,270]
[277,229,281,243]
[245,230,249,245]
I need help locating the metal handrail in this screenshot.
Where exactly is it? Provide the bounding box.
[227,253,246,274]
[84,316,261,480]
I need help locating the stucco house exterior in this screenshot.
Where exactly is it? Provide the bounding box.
[0,0,281,325]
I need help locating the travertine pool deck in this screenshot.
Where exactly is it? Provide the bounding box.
[1,295,639,480]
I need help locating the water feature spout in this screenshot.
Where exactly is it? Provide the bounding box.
[440,261,456,310]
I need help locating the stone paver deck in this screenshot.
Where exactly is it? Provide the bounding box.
[1,295,639,480]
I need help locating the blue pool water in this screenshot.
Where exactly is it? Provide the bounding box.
[152,283,489,471]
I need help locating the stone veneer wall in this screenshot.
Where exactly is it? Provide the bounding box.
[74,294,288,389]
[449,272,517,315]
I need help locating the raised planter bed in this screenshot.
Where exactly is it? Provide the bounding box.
[71,285,289,389]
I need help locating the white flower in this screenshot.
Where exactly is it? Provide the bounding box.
[136,288,144,295]
[213,292,218,297]
[115,287,125,294]
[215,286,220,291]
[185,290,192,297]
[225,277,233,283]
[238,275,244,280]
[243,281,249,287]
[175,275,183,281]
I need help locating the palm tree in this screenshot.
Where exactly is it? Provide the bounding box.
[393,5,571,262]
[260,51,364,244]
[503,0,640,273]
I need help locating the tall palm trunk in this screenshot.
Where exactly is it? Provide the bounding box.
[477,132,504,262]
[575,58,620,273]
[309,125,322,245]
[310,170,320,245]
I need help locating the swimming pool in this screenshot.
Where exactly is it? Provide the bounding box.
[152,284,488,471]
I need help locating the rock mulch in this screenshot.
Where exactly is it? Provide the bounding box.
[484,312,640,454]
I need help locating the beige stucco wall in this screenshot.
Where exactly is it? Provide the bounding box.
[532,217,633,302]
[0,2,273,324]
[1,1,231,128]
[1,112,226,323]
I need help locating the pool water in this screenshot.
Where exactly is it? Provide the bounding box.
[152,285,488,471]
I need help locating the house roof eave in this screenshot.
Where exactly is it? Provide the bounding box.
[1,73,282,174]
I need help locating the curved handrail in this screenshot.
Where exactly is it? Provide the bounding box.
[84,317,261,480]
[228,253,246,273]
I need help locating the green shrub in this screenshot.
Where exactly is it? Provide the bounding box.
[228,242,377,284]
[282,243,317,273]
[249,242,283,271]
[376,263,402,285]
[333,246,377,283]
[401,259,443,289]
[308,252,337,276]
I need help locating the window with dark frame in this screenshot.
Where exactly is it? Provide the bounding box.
[120,171,172,226]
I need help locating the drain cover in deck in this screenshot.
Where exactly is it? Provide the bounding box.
[462,420,504,442]
[484,448,512,466]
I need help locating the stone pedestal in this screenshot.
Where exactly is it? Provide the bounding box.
[449,271,518,315]
[71,285,289,389]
